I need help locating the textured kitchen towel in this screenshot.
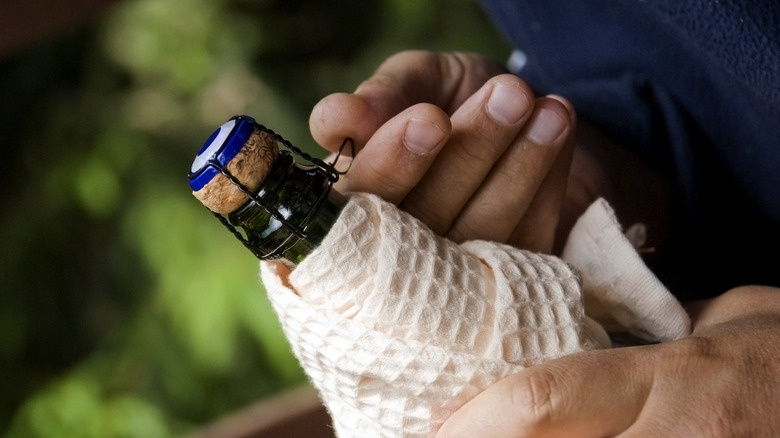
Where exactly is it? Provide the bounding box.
[261,193,689,437]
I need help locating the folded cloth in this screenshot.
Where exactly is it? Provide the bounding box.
[261,193,690,437]
[563,198,691,343]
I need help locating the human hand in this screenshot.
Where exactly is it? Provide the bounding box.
[310,50,577,253]
[436,285,780,437]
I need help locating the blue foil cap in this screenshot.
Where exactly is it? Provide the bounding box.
[188,115,256,191]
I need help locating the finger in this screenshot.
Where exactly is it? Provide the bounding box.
[401,74,535,236]
[309,91,382,154]
[354,51,508,115]
[333,103,451,204]
[507,95,577,253]
[309,51,506,154]
[446,96,574,246]
[436,348,652,438]
[309,51,457,153]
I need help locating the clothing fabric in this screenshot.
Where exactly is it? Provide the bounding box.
[261,193,689,437]
[478,0,780,298]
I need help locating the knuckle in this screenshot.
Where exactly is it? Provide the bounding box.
[507,369,559,428]
[686,404,741,438]
[362,165,410,199]
[452,138,502,166]
[400,199,450,235]
[654,335,723,370]
[446,219,487,244]
[652,337,776,438]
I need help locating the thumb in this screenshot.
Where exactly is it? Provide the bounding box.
[436,347,653,438]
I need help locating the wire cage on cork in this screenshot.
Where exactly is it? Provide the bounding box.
[188,115,352,260]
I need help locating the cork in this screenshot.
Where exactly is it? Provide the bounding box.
[193,127,279,214]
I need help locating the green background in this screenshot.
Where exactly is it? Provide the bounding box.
[0,0,508,436]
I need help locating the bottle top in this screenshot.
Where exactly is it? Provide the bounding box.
[189,115,279,214]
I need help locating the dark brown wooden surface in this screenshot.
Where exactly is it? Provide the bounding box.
[0,0,121,56]
[186,384,336,438]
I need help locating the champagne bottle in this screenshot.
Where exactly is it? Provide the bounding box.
[188,115,346,265]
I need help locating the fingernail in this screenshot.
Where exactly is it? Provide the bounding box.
[404,118,446,154]
[526,107,567,143]
[487,82,530,125]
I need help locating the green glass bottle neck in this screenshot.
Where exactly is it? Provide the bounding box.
[227,151,346,265]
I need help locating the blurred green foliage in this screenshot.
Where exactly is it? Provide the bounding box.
[0,0,508,436]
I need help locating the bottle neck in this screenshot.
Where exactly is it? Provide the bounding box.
[227,151,345,265]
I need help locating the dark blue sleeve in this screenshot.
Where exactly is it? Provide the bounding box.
[478,0,780,298]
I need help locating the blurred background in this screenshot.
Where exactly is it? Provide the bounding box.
[0,0,508,436]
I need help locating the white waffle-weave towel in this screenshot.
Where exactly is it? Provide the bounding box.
[261,193,690,437]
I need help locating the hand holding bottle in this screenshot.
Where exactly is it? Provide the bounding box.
[188,50,694,438]
[305,49,780,438]
[309,50,580,253]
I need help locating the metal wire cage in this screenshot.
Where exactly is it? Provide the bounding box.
[188,115,351,259]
